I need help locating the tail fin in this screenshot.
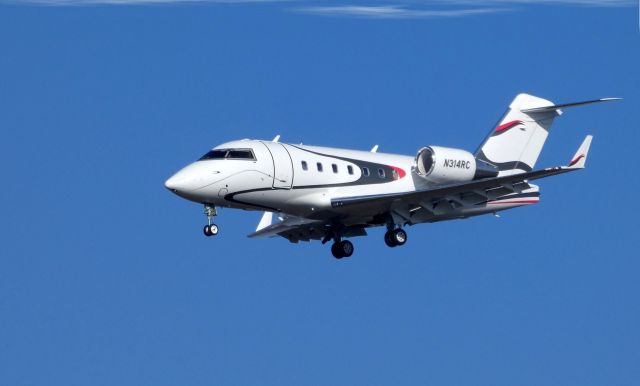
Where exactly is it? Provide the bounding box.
[475,94,618,176]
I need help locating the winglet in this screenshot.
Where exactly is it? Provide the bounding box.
[256,211,273,232]
[568,135,593,169]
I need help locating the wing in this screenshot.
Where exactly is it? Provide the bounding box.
[332,135,593,214]
[248,214,368,243]
[248,215,332,243]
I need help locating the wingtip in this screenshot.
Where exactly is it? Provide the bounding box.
[568,135,593,169]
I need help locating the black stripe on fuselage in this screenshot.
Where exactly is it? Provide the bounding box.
[223,188,283,211]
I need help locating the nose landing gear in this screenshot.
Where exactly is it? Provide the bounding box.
[203,204,219,237]
[203,224,219,237]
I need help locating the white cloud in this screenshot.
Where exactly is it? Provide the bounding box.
[295,0,634,19]
[439,0,634,7]
[4,0,633,14]
[296,4,507,18]
[4,0,286,5]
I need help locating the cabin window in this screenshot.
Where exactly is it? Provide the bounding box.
[347,165,354,175]
[362,167,370,177]
[301,161,308,171]
[378,168,385,178]
[332,164,338,173]
[199,148,255,161]
[317,162,323,172]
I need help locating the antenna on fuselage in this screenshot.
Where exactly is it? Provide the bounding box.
[370,145,379,153]
[272,135,281,143]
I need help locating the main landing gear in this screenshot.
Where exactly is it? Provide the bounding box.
[203,204,219,237]
[331,240,354,259]
[323,227,355,259]
[384,228,407,248]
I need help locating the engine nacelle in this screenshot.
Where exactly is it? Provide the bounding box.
[415,146,477,184]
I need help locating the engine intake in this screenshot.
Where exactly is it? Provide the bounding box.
[415,146,477,184]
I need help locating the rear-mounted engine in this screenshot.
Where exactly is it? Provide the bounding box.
[415,146,477,184]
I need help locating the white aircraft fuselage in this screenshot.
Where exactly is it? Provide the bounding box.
[165,140,534,225]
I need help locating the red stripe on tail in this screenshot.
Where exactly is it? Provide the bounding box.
[569,154,584,167]
[495,120,524,133]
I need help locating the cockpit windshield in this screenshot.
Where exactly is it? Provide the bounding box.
[199,148,256,161]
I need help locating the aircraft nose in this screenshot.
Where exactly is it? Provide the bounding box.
[164,162,217,197]
[164,174,182,192]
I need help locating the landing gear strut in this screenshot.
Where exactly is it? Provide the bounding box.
[203,204,219,237]
[384,228,407,248]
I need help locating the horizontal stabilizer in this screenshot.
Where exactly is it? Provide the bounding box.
[521,97,621,114]
[568,135,593,169]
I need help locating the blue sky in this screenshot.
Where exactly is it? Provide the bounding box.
[1,1,639,385]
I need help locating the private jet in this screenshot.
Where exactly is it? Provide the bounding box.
[165,93,618,258]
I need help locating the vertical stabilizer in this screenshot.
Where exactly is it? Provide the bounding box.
[475,94,618,176]
[475,93,559,176]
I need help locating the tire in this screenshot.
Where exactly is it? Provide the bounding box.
[203,225,212,237]
[339,240,354,258]
[392,229,407,246]
[384,231,397,248]
[209,224,219,235]
[331,243,344,259]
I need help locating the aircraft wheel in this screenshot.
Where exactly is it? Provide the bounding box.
[384,231,397,248]
[331,240,354,259]
[338,240,354,258]
[203,224,219,237]
[331,243,344,259]
[392,229,407,246]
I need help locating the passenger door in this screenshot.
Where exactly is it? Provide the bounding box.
[261,142,294,189]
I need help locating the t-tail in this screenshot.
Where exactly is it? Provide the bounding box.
[475,93,619,176]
